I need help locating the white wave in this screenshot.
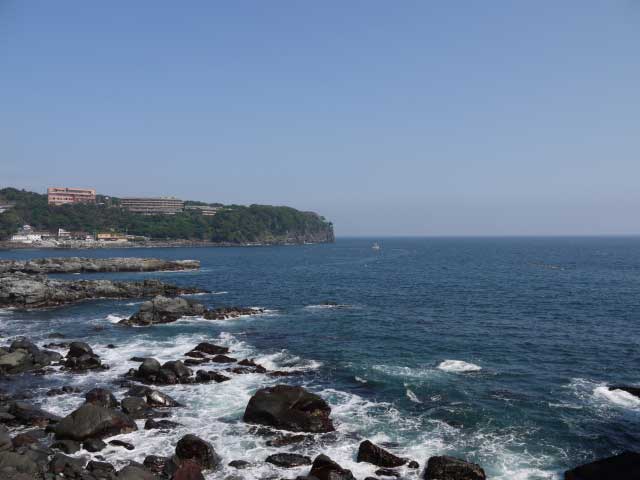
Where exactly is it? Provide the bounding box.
[406,389,421,403]
[437,360,482,373]
[355,376,368,384]
[372,364,434,380]
[304,303,351,310]
[211,291,228,295]
[125,302,141,306]
[106,314,126,324]
[594,386,640,409]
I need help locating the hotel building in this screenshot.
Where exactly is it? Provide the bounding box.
[48,187,96,206]
[120,197,185,215]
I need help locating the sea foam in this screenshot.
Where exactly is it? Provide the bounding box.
[437,360,482,373]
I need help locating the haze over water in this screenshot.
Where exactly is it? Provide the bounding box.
[2,237,640,479]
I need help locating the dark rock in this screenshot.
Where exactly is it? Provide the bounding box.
[376,469,400,477]
[121,295,206,326]
[67,341,93,358]
[144,418,181,430]
[48,332,66,338]
[424,456,486,480]
[609,385,640,398]
[243,385,334,433]
[194,343,229,355]
[175,434,221,471]
[8,401,60,427]
[131,356,147,362]
[51,439,81,454]
[125,385,182,407]
[109,439,135,450]
[54,403,137,441]
[564,451,640,480]
[185,351,207,359]
[408,461,419,469]
[195,370,230,383]
[49,452,86,476]
[46,385,81,397]
[83,438,107,452]
[139,358,162,377]
[203,306,263,321]
[0,257,200,275]
[116,464,158,479]
[210,355,237,363]
[122,397,152,418]
[265,434,308,447]
[162,360,192,380]
[266,453,312,468]
[64,352,103,371]
[228,460,251,469]
[144,455,177,477]
[357,440,408,468]
[309,454,356,480]
[85,388,119,408]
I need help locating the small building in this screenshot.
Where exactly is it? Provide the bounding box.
[120,197,184,215]
[185,205,221,216]
[96,232,128,242]
[48,187,96,206]
[10,225,51,243]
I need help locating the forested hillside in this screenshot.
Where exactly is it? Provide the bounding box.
[0,188,334,244]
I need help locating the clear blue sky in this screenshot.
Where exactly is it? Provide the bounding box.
[1,1,638,236]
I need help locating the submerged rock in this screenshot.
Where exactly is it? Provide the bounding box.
[424,456,486,480]
[243,385,334,433]
[357,440,408,468]
[564,451,640,480]
[193,343,229,355]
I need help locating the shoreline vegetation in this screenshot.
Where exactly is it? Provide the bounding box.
[0,187,335,247]
[0,257,636,479]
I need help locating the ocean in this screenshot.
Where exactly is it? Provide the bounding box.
[2,237,640,479]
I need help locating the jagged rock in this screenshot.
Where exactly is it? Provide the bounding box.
[144,455,177,477]
[11,430,44,448]
[0,257,200,275]
[309,454,356,480]
[210,355,237,363]
[117,464,159,480]
[49,452,86,476]
[8,401,60,427]
[357,440,408,467]
[85,388,119,409]
[121,296,206,326]
[424,456,486,480]
[87,460,116,476]
[67,342,93,358]
[54,403,137,441]
[0,272,204,309]
[565,451,640,480]
[175,434,221,471]
[83,438,107,452]
[162,360,192,380]
[228,460,251,469]
[0,451,40,476]
[193,343,229,355]
[243,385,334,433]
[0,338,62,375]
[608,385,640,398]
[202,306,263,320]
[266,453,312,468]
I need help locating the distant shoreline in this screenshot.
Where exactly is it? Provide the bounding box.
[0,239,330,250]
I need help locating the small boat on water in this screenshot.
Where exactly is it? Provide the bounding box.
[372,242,381,251]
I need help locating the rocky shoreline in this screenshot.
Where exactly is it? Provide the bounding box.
[0,257,637,479]
[0,258,200,275]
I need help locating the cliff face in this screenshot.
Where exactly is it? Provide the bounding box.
[283,225,335,244]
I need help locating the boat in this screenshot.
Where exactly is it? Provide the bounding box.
[372,242,381,251]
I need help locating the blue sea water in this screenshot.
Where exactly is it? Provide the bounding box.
[2,237,640,479]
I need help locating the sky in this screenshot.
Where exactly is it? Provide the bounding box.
[1,1,639,236]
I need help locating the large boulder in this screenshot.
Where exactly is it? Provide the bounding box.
[357,440,408,467]
[424,456,486,480]
[309,454,356,480]
[54,403,137,441]
[121,296,206,326]
[85,388,119,409]
[0,338,62,375]
[564,451,640,480]
[174,434,221,471]
[193,343,229,355]
[243,385,334,433]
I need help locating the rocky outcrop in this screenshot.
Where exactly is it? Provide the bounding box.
[357,440,409,468]
[424,456,486,480]
[0,338,62,375]
[0,273,204,309]
[54,403,137,441]
[608,385,640,398]
[564,451,640,480]
[0,257,200,274]
[63,342,104,371]
[121,296,263,326]
[309,454,355,480]
[243,385,334,433]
